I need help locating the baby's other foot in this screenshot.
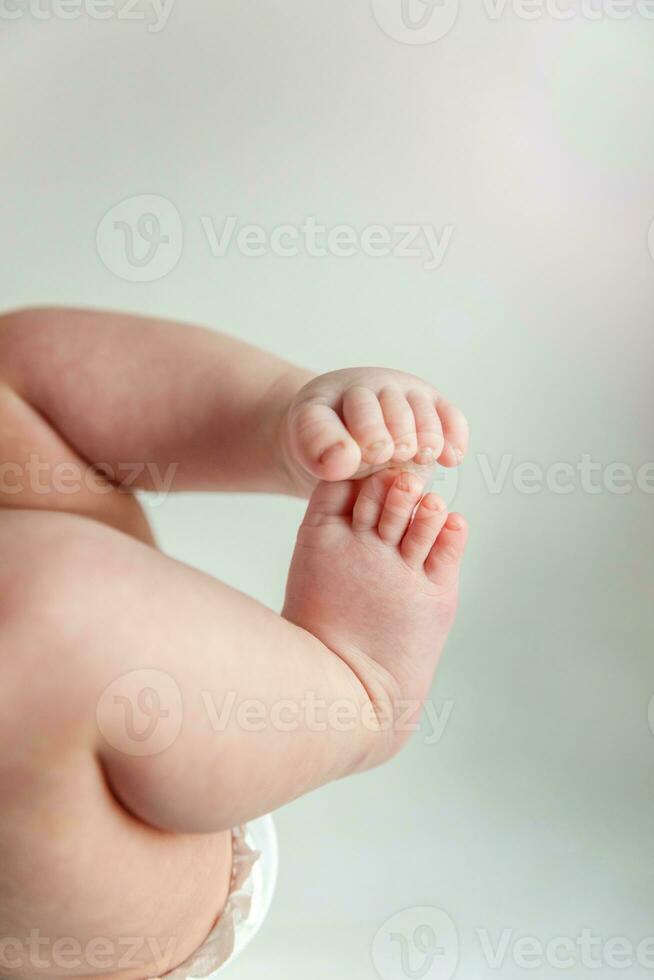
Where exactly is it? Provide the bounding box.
[283,470,467,758]
[281,368,469,495]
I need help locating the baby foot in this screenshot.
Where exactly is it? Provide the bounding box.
[283,469,467,758]
[281,368,469,496]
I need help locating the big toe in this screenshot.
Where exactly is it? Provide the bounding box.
[351,468,402,533]
[302,479,359,527]
[290,401,362,481]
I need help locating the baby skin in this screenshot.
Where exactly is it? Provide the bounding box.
[0,308,468,980]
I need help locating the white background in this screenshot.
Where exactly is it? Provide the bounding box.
[2,2,653,977]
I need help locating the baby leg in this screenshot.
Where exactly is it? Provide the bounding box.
[0,382,155,544]
[0,508,381,977]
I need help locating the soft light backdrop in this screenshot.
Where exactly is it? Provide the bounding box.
[2,3,653,977]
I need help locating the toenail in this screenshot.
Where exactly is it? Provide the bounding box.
[416,447,436,462]
[395,442,412,454]
[319,442,346,465]
[423,495,444,511]
[367,440,392,459]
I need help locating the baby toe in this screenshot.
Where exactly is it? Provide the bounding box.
[352,468,401,533]
[400,493,448,568]
[407,389,445,467]
[378,386,418,463]
[377,471,425,547]
[291,401,362,481]
[424,513,468,590]
[302,480,359,528]
[435,397,470,467]
[342,385,395,466]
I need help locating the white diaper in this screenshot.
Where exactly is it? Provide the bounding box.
[157,816,278,979]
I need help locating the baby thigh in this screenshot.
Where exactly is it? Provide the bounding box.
[0,515,232,980]
[0,744,231,980]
